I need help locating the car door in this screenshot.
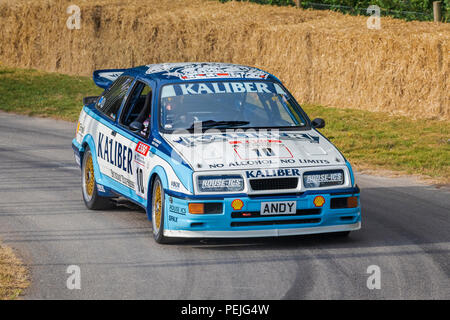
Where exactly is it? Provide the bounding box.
[115,79,155,202]
[94,76,138,199]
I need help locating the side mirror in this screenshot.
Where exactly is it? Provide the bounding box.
[311,118,325,129]
[129,121,143,132]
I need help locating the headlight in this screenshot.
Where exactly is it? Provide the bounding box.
[303,170,344,188]
[197,175,244,193]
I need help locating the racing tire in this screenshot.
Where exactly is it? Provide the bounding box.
[151,176,170,244]
[81,147,113,210]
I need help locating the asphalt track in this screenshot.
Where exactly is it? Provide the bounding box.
[0,111,448,300]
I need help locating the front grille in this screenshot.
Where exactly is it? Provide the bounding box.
[231,208,321,218]
[231,218,321,227]
[249,178,298,191]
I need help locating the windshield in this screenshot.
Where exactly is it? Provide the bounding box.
[160,81,307,131]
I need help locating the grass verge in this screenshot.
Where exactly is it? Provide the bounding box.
[0,66,448,183]
[0,67,103,121]
[0,242,29,300]
[304,105,449,184]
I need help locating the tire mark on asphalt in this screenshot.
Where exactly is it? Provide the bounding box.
[281,249,316,299]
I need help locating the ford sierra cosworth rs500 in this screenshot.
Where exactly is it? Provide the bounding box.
[72,62,361,243]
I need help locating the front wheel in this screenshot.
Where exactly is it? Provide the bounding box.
[81,147,113,210]
[151,176,169,244]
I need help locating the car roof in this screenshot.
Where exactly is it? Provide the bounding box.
[121,62,279,84]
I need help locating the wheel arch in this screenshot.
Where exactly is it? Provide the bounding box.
[146,166,169,220]
[80,134,103,184]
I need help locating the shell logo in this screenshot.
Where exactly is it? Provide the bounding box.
[231,199,244,210]
[313,196,325,207]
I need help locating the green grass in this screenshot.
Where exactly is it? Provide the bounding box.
[304,105,450,183]
[0,67,102,121]
[0,66,448,183]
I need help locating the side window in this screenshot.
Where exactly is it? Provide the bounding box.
[97,77,133,120]
[120,81,153,138]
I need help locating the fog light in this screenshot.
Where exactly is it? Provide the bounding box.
[188,203,204,214]
[347,196,358,208]
[313,196,325,207]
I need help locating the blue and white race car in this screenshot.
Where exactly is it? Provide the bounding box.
[72,62,361,243]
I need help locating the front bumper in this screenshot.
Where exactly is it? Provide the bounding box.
[164,222,361,238]
[163,188,361,238]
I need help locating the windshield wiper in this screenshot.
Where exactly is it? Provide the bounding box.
[188,120,250,129]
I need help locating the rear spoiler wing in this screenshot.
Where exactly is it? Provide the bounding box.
[93,69,127,89]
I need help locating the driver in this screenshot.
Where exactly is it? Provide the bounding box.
[163,96,196,129]
[140,116,151,136]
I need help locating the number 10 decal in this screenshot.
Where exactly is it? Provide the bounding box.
[134,141,150,199]
[252,147,276,157]
[233,143,293,160]
[136,167,145,197]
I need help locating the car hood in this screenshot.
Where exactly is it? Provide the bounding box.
[161,130,346,172]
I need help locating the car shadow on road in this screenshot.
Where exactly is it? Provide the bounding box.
[162,185,450,253]
[89,185,449,255]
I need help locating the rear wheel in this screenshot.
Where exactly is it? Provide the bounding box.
[81,147,113,210]
[151,176,169,244]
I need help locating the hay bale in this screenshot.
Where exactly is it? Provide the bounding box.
[0,0,448,119]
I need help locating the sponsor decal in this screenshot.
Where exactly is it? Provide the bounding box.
[97,132,133,175]
[173,132,319,147]
[229,139,282,145]
[77,122,85,136]
[229,159,275,167]
[110,169,135,189]
[166,82,273,96]
[303,170,344,188]
[299,159,331,164]
[245,168,301,178]
[313,196,326,207]
[170,181,181,190]
[169,204,187,215]
[134,153,146,166]
[231,199,244,210]
[208,159,276,169]
[97,184,105,193]
[208,163,225,169]
[207,158,298,169]
[135,142,150,156]
[168,215,178,223]
[98,72,124,82]
[145,63,269,80]
[151,138,161,148]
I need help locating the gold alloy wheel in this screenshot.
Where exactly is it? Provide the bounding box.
[84,154,95,198]
[153,181,162,231]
